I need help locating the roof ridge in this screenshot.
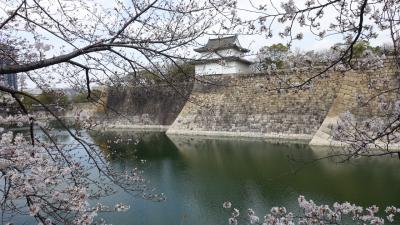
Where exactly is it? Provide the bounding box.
[208,35,237,41]
[194,35,249,53]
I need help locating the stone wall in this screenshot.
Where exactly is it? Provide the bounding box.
[167,70,344,140]
[104,82,193,128]
[310,64,400,146]
[103,62,399,147]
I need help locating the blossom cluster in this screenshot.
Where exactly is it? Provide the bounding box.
[0,127,99,224]
[0,93,160,224]
[330,95,400,156]
[223,196,400,225]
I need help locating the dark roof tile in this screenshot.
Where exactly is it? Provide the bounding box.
[194,35,249,53]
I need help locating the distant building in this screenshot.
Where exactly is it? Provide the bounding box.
[194,35,251,75]
[0,44,18,90]
[25,88,43,96]
[0,73,18,90]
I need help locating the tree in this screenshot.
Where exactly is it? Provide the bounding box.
[352,41,380,58]
[164,61,195,82]
[259,43,290,69]
[223,196,400,225]
[37,91,70,106]
[225,0,400,223]
[331,41,383,59]
[0,0,236,224]
[72,89,102,103]
[1,0,400,224]
[236,0,400,160]
[122,62,194,85]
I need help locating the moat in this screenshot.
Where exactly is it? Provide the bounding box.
[12,130,400,225]
[92,131,400,224]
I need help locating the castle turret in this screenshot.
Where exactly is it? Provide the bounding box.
[194,35,251,75]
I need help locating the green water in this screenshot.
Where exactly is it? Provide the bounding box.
[89,131,400,225]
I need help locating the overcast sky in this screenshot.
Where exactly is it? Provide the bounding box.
[93,0,392,54]
[232,0,390,55]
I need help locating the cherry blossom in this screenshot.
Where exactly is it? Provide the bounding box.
[224,196,400,225]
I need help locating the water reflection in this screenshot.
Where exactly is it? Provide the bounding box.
[89,131,400,225]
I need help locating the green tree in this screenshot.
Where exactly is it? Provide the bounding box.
[37,91,70,106]
[333,41,383,59]
[165,62,195,82]
[124,62,194,84]
[72,89,102,103]
[260,43,290,69]
[352,41,382,58]
[21,91,70,110]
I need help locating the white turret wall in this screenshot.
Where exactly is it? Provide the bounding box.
[200,49,243,59]
[195,61,250,75]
